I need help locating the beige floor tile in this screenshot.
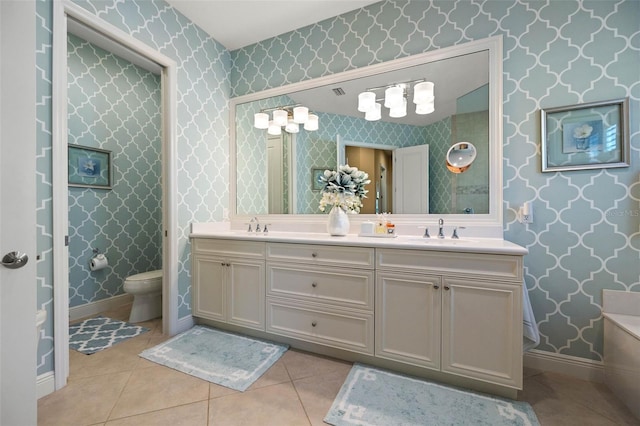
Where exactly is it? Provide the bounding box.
[293,369,351,426]
[108,365,210,420]
[105,400,208,426]
[38,371,131,426]
[281,349,352,381]
[69,344,147,380]
[208,382,310,426]
[530,372,640,425]
[248,358,292,390]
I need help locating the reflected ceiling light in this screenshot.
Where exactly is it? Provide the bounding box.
[365,102,382,121]
[293,106,308,124]
[254,112,269,129]
[357,91,376,112]
[267,120,281,135]
[303,114,319,131]
[254,104,318,134]
[357,79,435,121]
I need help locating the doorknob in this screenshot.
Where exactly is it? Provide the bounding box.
[1,251,29,269]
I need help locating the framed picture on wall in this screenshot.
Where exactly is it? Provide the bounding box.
[68,145,113,189]
[540,98,629,172]
[311,167,328,192]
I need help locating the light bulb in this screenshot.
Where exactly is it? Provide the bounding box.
[389,98,407,118]
[365,102,382,121]
[267,120,281,135]
[416,102,435,115]
[285,119,299,133]
[384,85,404,109]
[413,81,434,104]
[304,114,319,131]
[357,91,376,112]
[293,106,308,123]
[254,112,269,129]
[272,109,288,127]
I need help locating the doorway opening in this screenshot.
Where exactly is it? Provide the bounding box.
[52,1,178,391]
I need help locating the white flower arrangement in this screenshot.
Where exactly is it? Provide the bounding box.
[318,164,370,213]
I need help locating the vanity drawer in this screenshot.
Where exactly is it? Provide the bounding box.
[267,243,374,268]
[376,249,522,281]
[267,264,374,310]
[192,238,265,259]
[266,298,374,355]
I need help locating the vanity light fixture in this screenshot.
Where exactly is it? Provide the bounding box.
[254,104,318,134]
[357,79,435,121]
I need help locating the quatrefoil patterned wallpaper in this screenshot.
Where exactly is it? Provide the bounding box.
[36,0,638,376]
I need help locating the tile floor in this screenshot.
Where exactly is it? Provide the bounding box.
[38,305,640,426]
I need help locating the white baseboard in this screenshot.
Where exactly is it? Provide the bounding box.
[69,293,134,321]
[524,349,604,383]
[37,371,55,399]
[175,315,194,335]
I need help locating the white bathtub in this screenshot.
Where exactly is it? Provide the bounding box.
[602,289,640,420]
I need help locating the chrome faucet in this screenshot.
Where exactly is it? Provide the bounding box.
[438,218,445,239]
[248,217,260,233]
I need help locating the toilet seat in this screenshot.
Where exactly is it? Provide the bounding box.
[124,270,162,294]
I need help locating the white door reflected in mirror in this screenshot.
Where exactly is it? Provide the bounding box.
[446,142,477,174]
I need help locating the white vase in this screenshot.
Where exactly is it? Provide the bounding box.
[327,205,350,236]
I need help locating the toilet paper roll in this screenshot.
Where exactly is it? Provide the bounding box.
[90,254,108,271]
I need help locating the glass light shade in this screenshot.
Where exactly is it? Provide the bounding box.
[413,81,434,104]
[384,85,404,108]
[254,112,269,129]
[273,109,288,127]
[365,102,382,121]
[285,119,299,133]
[293,106,308,123]
[304,114,319,131]
[389,98,407,118]
[267,120,282,135]
[357,91,376,112]
[416,101,435,115]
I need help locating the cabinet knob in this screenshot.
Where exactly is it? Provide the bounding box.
[311,252,318,258]
[433,285,440,290]
[311,282,318,288]
[311,321,317,327]
[444,285,450,291]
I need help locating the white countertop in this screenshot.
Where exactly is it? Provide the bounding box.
[190,223,528,256]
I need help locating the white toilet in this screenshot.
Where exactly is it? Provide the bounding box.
[123,270,163,323]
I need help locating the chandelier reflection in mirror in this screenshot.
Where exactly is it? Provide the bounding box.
[254,104,319,135]
[357,79,435,121]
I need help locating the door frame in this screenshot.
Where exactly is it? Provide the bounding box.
[52,0,178,390]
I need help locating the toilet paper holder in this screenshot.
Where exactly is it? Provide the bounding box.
[90,248,109,271]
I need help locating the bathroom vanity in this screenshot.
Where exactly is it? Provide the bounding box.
[190,229,527,398]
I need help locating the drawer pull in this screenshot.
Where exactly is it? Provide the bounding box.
[311,282,318,288]
[311,321,317,327]
[311,252,318,258]
[433,285,440,290]
[444,285,450,291]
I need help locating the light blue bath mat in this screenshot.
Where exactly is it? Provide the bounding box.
[325,364,540,426]
[69,316,149,355]
[139,325,288,391]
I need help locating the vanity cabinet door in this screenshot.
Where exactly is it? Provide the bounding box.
[192,254,226,322]
[441,277,522,388]
[375,271,442,370]
[227,259,265,330]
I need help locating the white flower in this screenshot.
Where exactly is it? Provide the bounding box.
[318,164,370,213]
[573,123,593,139]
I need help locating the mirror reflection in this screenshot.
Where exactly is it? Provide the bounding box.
[235,49,491,216]
[446,142,477,173]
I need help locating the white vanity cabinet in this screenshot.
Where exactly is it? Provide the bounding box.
[191,239,266,330]
[375,248,523,389]
[265,243,375,355]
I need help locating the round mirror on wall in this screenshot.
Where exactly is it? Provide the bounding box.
[446,142,477,173]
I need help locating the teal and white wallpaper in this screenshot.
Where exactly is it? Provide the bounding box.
[231,0,639,362]
[35,0,639,378]
[67,34,162,308]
